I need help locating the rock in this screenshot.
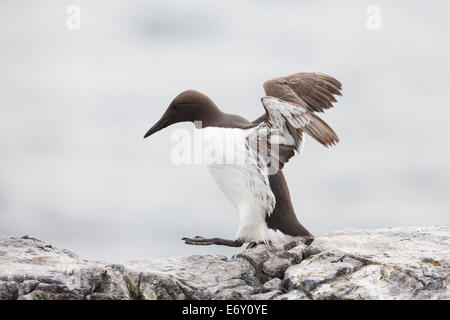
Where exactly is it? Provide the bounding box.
[251,290,282,300]
[116,255,256,300]
[283,252,364,292]
[0,226,448,300]
[274,289,309,300]
[262,256,292,278]
[261,278,282,292]
[0,236,105,300]
[301,225,450,300]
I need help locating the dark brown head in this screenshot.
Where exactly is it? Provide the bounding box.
[143,90,220,138]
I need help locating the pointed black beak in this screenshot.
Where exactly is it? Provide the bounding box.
[143,118,170,139]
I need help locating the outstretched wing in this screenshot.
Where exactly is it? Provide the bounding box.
[263,72,342,113]
[251,72,341,168]
[250,97,338,170]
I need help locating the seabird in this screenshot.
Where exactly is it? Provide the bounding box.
[144,72,342,248]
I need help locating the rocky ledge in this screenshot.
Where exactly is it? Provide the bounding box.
[0,226,449,300]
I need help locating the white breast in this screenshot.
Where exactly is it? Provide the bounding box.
[195,127,292,243]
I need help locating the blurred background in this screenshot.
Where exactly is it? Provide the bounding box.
[1,0,449,261]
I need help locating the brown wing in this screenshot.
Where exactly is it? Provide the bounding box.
[249,97,339,172]
[263,72,342,113]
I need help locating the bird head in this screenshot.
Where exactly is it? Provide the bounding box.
[143,90,218,138]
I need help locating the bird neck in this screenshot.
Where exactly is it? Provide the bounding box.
[194,102,225,128]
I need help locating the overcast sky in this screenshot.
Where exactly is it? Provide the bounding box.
[1,0,449,261]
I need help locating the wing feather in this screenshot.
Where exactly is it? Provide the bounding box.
[250,72,341,170]
[263,72,342,113]
[250,97,338,170]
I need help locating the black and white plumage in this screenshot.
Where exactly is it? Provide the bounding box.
[144,72,342,247]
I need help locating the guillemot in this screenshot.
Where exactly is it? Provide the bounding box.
[144,72,342,248]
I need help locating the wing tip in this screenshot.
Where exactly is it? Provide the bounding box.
[263,71,343,114]
[304,114,340,148]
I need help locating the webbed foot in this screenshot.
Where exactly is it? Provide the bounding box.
[182,236,244,247]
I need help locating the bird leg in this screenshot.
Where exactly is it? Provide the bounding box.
[182,236,314,248]
[182,236,244,247]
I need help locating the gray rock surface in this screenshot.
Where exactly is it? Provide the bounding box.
[1,226,449,300]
